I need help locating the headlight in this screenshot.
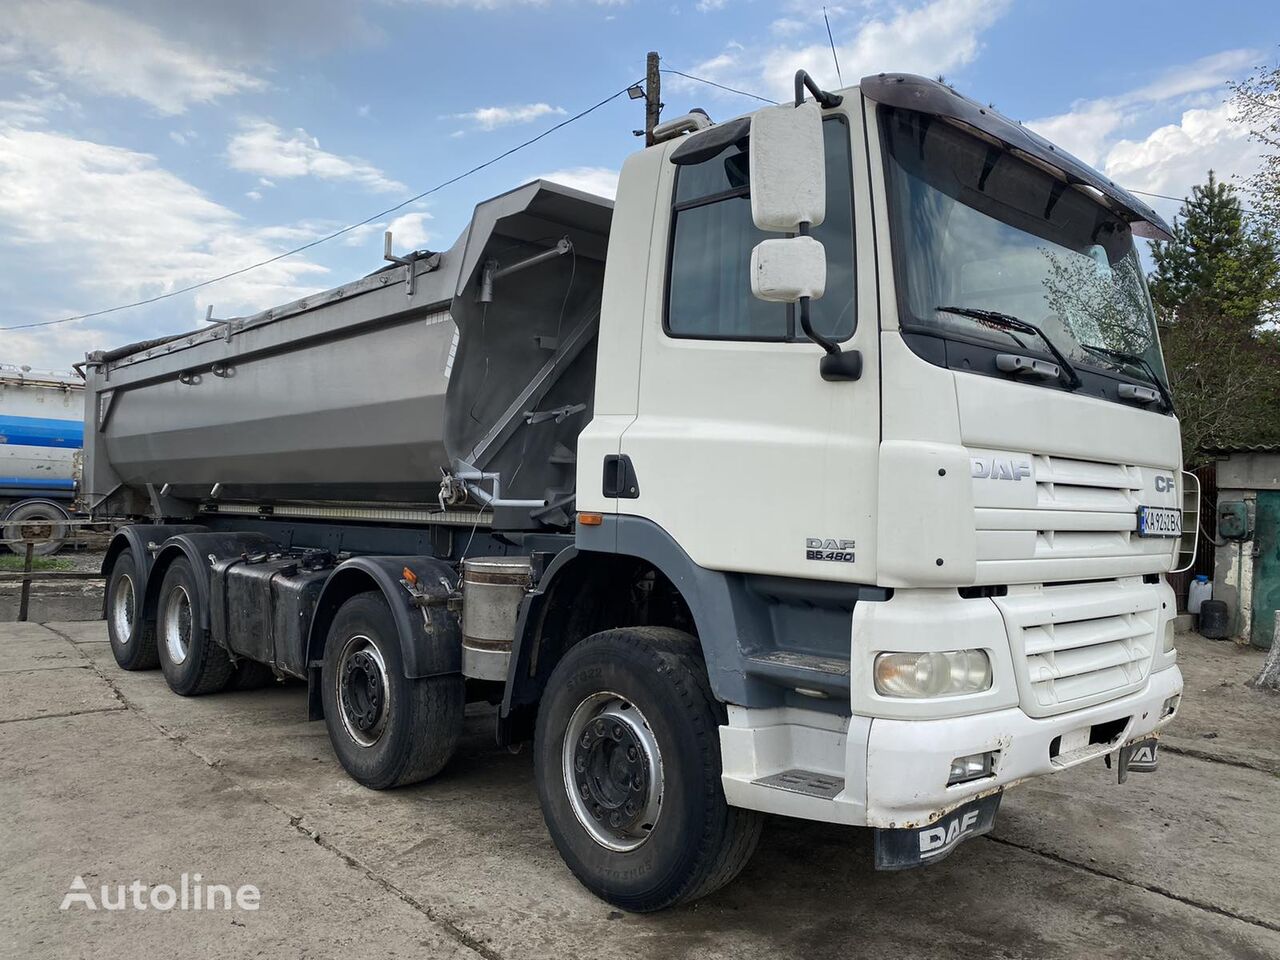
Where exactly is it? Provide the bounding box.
[873,649,992,698]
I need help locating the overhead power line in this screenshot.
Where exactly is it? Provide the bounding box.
[1,82,640,333]
[661,68,778,105]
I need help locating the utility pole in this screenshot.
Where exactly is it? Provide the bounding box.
[644,51,662,146]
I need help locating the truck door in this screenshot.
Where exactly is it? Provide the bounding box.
[619,106,879,583]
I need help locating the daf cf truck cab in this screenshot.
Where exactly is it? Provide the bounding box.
[86,72,1193,912]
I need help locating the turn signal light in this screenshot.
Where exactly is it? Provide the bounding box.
[873,649,992,698]
[577,512,604,526]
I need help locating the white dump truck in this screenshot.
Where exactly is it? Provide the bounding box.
[1,364,84,555]
[83,72,1194,911]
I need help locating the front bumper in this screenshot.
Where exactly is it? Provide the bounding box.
[719,664,1183,832]
[865,663,1182,828]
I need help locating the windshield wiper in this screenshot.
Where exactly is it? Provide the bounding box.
[1079,343,1175,412]
[935,306,1082,390]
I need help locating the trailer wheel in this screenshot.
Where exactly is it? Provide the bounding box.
[534,627,763,912]
[105,549,158,670]
[321,592,463,790]
[156,557,234,696]
[2,500,70,557]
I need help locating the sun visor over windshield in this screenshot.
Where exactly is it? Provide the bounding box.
[861,73,1173,242]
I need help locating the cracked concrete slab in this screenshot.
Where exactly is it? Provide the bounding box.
[0,665,123,723]
[1,706,482,960]
[7,621,1280,960]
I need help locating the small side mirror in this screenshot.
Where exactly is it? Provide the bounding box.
[749,100,826,233]
[750,236,827,303]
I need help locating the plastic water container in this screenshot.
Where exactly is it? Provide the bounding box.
[1188,575,1212,614]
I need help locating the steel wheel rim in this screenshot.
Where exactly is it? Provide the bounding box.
[336,634,391,748]
[110,573,135,644]
[562,692,664,852]
[162,583,192,665]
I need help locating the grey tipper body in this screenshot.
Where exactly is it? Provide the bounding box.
[83,181,610,530]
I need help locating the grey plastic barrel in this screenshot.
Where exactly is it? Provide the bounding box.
[461,556,532,681]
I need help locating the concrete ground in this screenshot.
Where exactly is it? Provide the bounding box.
[1,622,1277,960]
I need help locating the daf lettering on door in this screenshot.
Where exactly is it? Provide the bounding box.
[971,458,1032,481]
[919,809,981,858]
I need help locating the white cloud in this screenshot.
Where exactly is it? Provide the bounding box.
[537,166,619,199]
[1105,103,1261,202]
[1025,48,1265,220]
[760,0,1009,98]
[0,125,328,364]
[697,0,728,11]
[226,120,405,193]
[451,102,567,132]
[681,0,1010,104]
[386,211,433,250]
[246,190,263,201]
[0,0,264,114]
[1029,48,1260,167]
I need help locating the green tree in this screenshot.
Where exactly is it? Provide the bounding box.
[1149,171,1279,330]
[1232,54,1280,234]
[1149,173,1280,464]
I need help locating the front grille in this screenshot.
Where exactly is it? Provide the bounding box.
[994,581,1158,718]
[973,452,1176,583]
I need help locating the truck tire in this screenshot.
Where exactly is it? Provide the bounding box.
[3,500,70,557]
[105,549,158,670]
[155,557,234,696]
[534,627,763,912]
[320,592,463,790]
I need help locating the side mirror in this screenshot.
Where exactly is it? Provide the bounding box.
[751,236,826,303]
[749,100,826,232]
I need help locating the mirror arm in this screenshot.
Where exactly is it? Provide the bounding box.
[794,70,843,109]
[796,222,861,382]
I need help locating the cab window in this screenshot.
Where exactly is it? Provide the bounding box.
[665,117,855,342]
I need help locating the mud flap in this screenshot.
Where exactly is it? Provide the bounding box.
[873,792,1002,870]
[1108,737,1159,783]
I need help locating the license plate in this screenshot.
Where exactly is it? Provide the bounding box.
[873,792,1002,870]
[1137,505,1181,538]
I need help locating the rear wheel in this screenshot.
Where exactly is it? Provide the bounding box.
[534,627,762,912]
[320,592,463,789]
[156,557,234,696]
[105,549,158,670]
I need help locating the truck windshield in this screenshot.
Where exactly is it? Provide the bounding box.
[880,106,1168,392]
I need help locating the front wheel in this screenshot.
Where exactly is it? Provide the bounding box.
[320,592,463,790]
[534,627,762,912]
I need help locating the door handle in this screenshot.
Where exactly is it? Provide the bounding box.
[602,455,640,499]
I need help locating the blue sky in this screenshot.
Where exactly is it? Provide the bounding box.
[1,0,1276,370]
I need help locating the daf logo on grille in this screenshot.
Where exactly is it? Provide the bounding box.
[971,457,1031,481]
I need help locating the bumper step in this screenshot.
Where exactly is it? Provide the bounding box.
[754,768,846,799]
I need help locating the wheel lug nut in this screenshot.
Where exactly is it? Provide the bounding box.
[575,757,586,772]
[626,747,638,762]
[579,784,590,799]
[609,812,621,827]
[612,724,623,741]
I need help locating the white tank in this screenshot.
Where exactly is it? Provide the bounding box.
[1187,575,1212,614]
